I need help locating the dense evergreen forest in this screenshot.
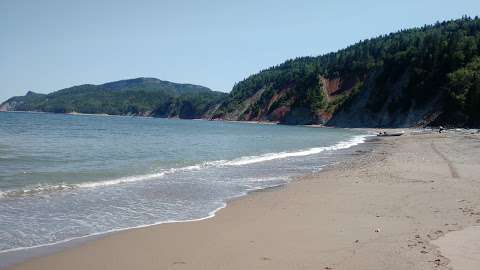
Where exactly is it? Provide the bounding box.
[211,16,480,127]
[0,78,227,118]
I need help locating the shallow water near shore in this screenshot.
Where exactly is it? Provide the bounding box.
[0,112,369,261]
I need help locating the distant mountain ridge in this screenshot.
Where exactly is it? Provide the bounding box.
[0,77,227,118]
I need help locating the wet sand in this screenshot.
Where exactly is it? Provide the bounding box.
[8,132,480,270]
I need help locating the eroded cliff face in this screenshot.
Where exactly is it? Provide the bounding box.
[327,70,445,127]
[208,70,446,127]
[206,73,358,125]
[205,74,347,125]
[210,85,303,124]
[0,102,12,112]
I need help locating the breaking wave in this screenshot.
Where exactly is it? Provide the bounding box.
[0,134,369,199]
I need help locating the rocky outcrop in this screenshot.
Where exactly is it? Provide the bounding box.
[327,70,445,127]
[0,101,12,112]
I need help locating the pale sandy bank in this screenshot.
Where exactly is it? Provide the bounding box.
[8,132,480,270]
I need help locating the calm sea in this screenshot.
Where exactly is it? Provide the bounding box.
[0,112,368,253]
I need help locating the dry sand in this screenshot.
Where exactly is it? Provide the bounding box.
[8,132,480,270]
[432,226,480,270]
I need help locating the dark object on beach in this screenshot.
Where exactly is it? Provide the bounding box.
[377,131,404,137]
[439,126,445,133]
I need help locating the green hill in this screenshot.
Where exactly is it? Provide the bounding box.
[0,78,227,119]
[210,17,480,127]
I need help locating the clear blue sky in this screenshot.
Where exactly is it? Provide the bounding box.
[1,0,479,102]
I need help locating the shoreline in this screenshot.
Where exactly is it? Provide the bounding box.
[0,183,299,269]
[5,131,480,270]
[0,131,370,268]
[0,133,372,268]
[0,111,280,125]
[0,202,230,269]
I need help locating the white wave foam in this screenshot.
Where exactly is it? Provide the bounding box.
[0,166,201,198]
[0,202,228,255]
[72,164,204,189]
[1,183,76,198]
[77,172,167,188]
[243,176,286,182]
[0,134,370,197]
[225,134,368,166]
[0,176,291,255]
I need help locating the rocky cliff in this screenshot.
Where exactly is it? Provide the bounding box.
[209,17,480,127]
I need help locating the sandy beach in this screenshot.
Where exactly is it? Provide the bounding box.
[7,131,480,270]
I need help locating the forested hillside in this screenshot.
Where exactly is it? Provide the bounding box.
[3,17,480,127]
[210,17,480,127]
[0,78,227,118]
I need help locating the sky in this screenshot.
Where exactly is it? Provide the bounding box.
[1,0,480,102]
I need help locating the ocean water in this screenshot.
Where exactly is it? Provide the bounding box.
[0,112,368,253]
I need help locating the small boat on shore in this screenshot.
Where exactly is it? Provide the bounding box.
[377,131,405,137]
